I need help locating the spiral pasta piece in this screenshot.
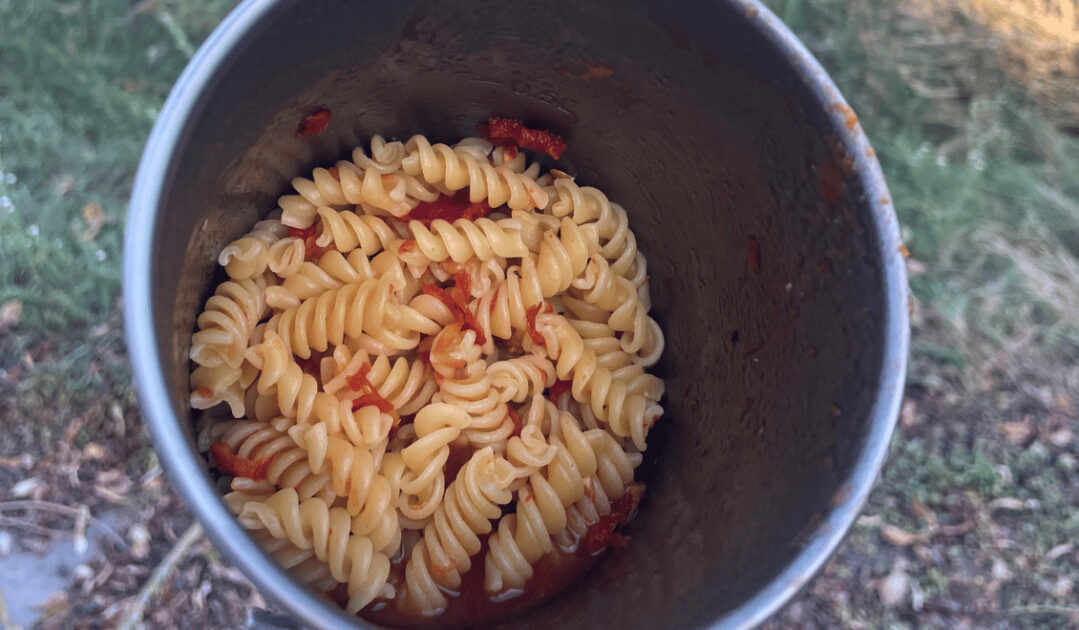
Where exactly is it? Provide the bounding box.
[485,410,635,591]
[217,216,294,280]
[190,275,271,370]
[239,488,393,612]
[532,311,663,450]
[402,135,548,211]
[487,355,555,404]
[268,275,404,359]
[287,423,399,554]
[313,206,399,256]
[402,447,517,614]
[325,346,438,417]
[279,159,412,228]
[572,253,664,364]
[397,403,470,520]
[531,216,600,298]
[408,217,529,264]
[209,420,336,503]
[545,176,642,281]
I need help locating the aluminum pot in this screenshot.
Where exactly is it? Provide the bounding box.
[124,0,909,627]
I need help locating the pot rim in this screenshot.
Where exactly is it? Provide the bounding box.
[123,1,909,627]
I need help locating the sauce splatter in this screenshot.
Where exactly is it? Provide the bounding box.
[817,160,845,205]
[288,225,329,261]
[423,284,486,345]
[526,302,554,346]
[404,190,492,225]
[209,442,273,481]
[547,379,572,404]
[831,102,859,130]
[479,118,566,160]
[296,108,331,136]
[745,235,761,273]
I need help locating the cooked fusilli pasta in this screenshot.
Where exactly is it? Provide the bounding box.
[191,124,665,624]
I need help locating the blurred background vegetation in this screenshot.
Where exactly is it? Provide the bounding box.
[0,0,1076,628]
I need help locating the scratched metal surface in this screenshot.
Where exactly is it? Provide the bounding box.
[126,0,908,628]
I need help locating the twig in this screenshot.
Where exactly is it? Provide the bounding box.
[0,515,59,538]
[1005,604,1079,617]
[0,500,127,550]
[116,521,204,630]
[0,583,22,630]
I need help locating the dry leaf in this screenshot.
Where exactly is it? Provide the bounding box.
[911,500,939,530]
[880,523,925,546]
[0,299,22,329]
[900,399,920,428]
[1046,543,1073,561]
[989,497,1025,511]
[35,590,70,617]
[80,202,107,241]
[998,419,1035,445]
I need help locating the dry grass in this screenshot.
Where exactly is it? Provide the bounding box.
[922,0,1079,128]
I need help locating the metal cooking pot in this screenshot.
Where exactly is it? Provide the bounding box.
[124,0,909,627]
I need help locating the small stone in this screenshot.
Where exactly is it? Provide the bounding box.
[11,477,41,498]
[878,566,909,608]
[128,523,151,560]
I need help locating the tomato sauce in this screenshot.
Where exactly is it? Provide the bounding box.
[404,191,492,225]
[355,483,644,628]
[479,118,567,160]
[209,442,273,482]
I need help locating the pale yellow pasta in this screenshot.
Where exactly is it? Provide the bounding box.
[487,355,555,404]
[485,410,635,591]
[325,347,438,417]
[268,275,404,359]
[239,488,393,613]
[405,217,529,264]
[572,254,664,366]
[192,129,667,623]
[287,423,400,554]
[279,161,411,227]
[530,310,663,450]
[313,206,400,256]
[209,420,336,503]
[190,274,271,370]
[397,403,469,520]
[402,135,548,211]
[544,176,642,282]
[401,447,518,614]
[217,216,291,280]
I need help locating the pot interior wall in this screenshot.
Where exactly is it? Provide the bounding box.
[151,0,887,626]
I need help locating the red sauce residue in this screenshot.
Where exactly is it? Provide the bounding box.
[423,284,486,345]
[359,484,643,629]
[818,160,845,205]
[507,407,523,437]
[582,484,645,553]
[288,225,328,261]
[547,379,572,404]
[898,244,911,259]
[831,102,858,130]
[479,118,566,160]
[739,396,755,420]
[209,442,272,481]
[431,322,468,370]
[327,166,341,181]
[745,235,761,273]
[525,302,554,347]
[815,257,832,274]
[296,108,331,136]
[194,386,213,399]
[404,190,492,225]
[347,364,398,418]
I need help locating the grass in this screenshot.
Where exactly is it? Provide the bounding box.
[0,0,235,454]
[0,0,1077,628]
